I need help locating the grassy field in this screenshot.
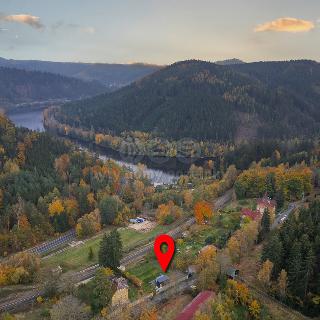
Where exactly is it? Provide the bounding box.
[128,258,162,292]
[41,224,173,272]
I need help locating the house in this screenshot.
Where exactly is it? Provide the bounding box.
[175,291,214,320]
[187,265,197,278]
[256,195,276,216]
[241,208,260,221]
[155,274,169,288]
[111,277,129,307]
[226,267,240,280]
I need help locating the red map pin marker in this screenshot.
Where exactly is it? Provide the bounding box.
[154,234,175,272]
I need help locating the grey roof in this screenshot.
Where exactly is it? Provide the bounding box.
[226,267,239,276]
[156,275,169,283]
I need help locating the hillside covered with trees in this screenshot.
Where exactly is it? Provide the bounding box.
[54,59,320,143]
[0,57,161,89]
[0,114,155,260]
[262,202,320,316]
[0,67,106,109]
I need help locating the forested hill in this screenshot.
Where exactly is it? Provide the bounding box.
[0,57,161,89]
[0,67,107,109]
[56,59,320,143]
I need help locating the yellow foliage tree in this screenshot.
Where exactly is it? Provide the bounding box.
[48,199,64,216]
[249,299,261,319]
[258,259,274,287]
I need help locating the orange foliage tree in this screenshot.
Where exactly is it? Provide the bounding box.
[193,200,213,224]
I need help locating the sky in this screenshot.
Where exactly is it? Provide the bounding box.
[0,0,319,65]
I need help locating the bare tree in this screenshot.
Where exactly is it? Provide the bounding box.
[50,295,90,320]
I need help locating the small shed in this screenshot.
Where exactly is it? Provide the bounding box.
[187,265,197,278]
[226,267,239,280]
[155,274,169,288]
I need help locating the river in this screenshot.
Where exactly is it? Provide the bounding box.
[7,108,177,184]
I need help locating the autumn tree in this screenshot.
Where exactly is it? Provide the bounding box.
[183,190,193,208]
[194,200,213,224]
[48,199,64,216]
[278,269,288,299]
[54,154,71,183]
[50,295,89,320]
[156,201,182,225]
[258,259,274,287]
[249,300,261,319]
[138,305,158,320]
[76,209,101,238]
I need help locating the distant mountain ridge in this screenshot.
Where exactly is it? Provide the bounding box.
[0,57,162,89]
[215,58,245,65]
[0,66,107,109]
[55,59,320,143]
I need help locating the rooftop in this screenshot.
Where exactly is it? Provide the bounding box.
[156,274,170,284]
[257,195,276,208]
[175,291,214,320]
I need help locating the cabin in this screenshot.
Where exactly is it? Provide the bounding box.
[175,291,214,320]
[155,274,169,288]
[111,277,129,307]
[226,267,240,280]
[256,195,276,216]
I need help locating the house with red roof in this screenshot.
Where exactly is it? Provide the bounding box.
[175,291,214,320]
[256,195,276,216]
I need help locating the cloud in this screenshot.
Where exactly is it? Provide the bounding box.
[0,14,44,29]
[51,21,95,34]
[81,26,95,34]
[255,17,315,33]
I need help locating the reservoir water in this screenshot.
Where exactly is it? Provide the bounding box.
[7,108,177,184]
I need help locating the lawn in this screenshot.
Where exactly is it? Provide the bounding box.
[127,257,162,292]
[41,224,173,272]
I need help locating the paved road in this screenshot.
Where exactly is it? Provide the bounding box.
[0,190,233,314]
[271,202,298,230]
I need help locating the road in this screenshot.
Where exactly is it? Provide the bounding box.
[271,202,298,230]
[0,190,233,314]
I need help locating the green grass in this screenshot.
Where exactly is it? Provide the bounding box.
[41,224,172,272]
[225,198,257,212]
[128,258,162,292]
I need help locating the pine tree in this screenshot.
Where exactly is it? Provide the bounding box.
[88,246,94,261]
[288,240,303,297]
[275,187,285,209]
[301,248,315,298]
[258,209,270,242]
[265,173,276,199]
[262,233,283,276]
[98,229,123,270]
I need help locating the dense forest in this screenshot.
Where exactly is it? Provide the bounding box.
[0,114,155,259]
[0,67,106,108]
[262,202,320,316]
[54,59,320,143]
[0,57,161,89]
